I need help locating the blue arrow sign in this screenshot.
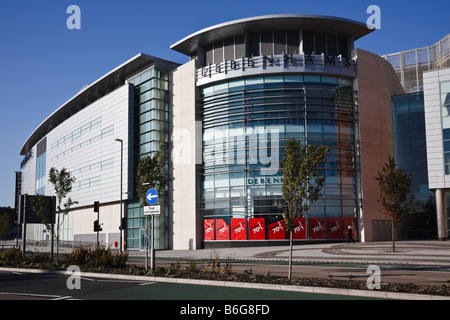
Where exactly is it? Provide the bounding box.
[146,188,159,205]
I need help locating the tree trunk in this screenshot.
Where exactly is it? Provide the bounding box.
[392,221,396,253]
[50,223,54,261]
[288,229,293,280]
[56,213,60,264]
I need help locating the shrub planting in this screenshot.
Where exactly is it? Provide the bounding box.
[65,246,128,269]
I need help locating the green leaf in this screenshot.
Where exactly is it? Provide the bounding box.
[281,138,329,231]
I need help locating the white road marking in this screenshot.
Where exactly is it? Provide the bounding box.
[0,292,62,299]
[51,296,73,300]
[138,282,156,286]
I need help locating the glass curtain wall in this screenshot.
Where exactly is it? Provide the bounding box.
[199,74,359,242]
[392,92,436,239]
[126,67,170,250]
[392,92,430,202]
[35,137,47,195]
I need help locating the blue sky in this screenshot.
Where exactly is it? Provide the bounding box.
[0,0,449,207]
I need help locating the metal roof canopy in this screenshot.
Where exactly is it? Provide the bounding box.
[171,14,374,56]
[20,53,179,156]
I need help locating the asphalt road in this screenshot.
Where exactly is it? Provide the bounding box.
[3,270,441,320]
[4,241,450,302]
[0,271,371,302]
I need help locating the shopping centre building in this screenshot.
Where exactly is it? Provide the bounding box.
[17,14,450,250]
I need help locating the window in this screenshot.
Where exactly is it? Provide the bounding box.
[101,125,114,138]
[235,36,245,58]
[303,31,314,54]
[51,118,101,151]
[315,32,326,55]
[213,40,223,64]
[224,38,234,61]
[442,82,450,120]
[287,31,299,54]
[101,159,114,170]
[442,81,450,174]
[249,33,260,56]
[274,31,286,55]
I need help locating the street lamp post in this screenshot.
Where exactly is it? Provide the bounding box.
[115,138,123,253]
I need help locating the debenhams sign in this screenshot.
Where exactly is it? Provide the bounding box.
[197,53,356,85]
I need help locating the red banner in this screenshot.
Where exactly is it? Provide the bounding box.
[215,219,229,240]
[292,217,306,239]
[308,217,325,239]
[327,217,343,239]
[231,219,247,240]
[205,217,357,241]
[204,219,215,240]
[248,218,265,240]
[268,219,286,240]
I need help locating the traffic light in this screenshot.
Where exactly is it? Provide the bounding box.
[120,217,127,230]
[94,201,99,212]
[94,220,102,232]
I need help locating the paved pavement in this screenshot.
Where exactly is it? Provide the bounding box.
[144,241,450,266]
[6,240,450,266]
[136,241,450,291]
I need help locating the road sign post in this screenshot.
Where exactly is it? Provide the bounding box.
[145,189,159,270]
[146,188,158,205]
[144,205,160,215]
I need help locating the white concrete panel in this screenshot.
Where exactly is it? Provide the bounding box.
[424,69,446,189]
[426,140,444,148]
[45,84,131,207]
[172,60,200,250]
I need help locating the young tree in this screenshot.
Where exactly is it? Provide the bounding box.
[48,167,77,263]
[29,195,53,250]
[135,141,171,205]
[0,207,14,243]
[135,142,172,269]
[376,156,415,252]
[281,138,329,279]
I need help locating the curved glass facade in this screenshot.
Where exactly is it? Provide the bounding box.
[200,74,359,241]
